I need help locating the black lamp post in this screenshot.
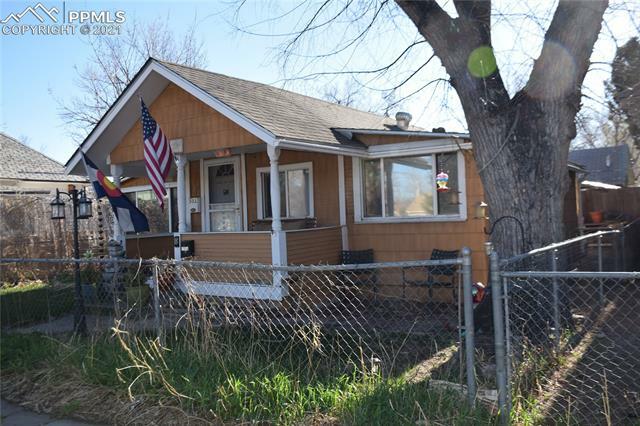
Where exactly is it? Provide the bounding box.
[51,185,93,335]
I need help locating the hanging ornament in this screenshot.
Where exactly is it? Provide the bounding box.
[436,171,450,192]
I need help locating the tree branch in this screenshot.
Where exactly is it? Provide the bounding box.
[395,0,510,118]
[525,0,609,102]
[453,0,491,43]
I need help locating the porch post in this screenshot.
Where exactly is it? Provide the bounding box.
[268,145,282,235]
[109,162,124,246]
[267,145,287,295]
[170,139,188,234]
[175,156,188,233]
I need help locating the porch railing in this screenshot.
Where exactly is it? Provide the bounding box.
[125,226,344,266]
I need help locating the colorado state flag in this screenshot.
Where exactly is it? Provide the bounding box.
[82,153,149,233]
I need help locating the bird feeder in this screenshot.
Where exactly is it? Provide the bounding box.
[436,171,449,192]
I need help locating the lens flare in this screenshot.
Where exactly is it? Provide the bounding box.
[467,46,497,78]
[527,41,577,100]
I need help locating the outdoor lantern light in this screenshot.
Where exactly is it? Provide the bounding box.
[475,201,488,219]
[50,184,92,336]
[50,190,66,220]
[77,189,93,219]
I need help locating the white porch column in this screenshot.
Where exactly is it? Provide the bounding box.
[175,155,188,233]
[109,162,124,246]
[170,139,188,234]
[267,145,287,295]
[268,145,282,234]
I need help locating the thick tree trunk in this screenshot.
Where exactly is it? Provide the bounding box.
[470,101,572,256]
[397,0,608,257]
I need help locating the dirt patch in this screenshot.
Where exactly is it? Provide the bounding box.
[1,368,214,425]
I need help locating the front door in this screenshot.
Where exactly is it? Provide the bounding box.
[204,157,242,232]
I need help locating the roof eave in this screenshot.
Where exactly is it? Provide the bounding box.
[64,59,278,176]
[333,128,470,139]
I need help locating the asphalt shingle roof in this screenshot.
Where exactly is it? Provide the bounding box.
[159,60,420,147]
[0,132,86,183]
[569,145,630,186]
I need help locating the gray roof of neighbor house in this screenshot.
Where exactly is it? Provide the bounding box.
[159,60,422,147]
[0,132,86,184]
[569,145,631,186]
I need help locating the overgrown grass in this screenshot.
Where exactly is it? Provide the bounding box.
[1,331,495,425]
[0,281,74,326]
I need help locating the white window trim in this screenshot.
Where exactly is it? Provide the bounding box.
[256,161,314,220]
[121,183,178,231]
[352,150,467,224]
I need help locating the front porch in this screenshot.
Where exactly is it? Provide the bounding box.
[116,138,349,270]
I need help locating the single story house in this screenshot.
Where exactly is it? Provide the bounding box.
[0,132,86,194]
[64,58,581,299]
[569,145,635,188]
[570,145,640,228]
[0,132,93,258]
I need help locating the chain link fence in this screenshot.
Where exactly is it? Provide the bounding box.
[503,271,640,424]
[0,252,480,404]
[491,220,640,424]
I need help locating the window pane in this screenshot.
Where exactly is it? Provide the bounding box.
[261,171,286,218]
[208,164,235,204]
[170,188,178,232]
[210,210,236,232]
[362,159,382,217]
[436,153,460,215]
[384,156,434,217]
[136,190,169,233]
[287,169,310,217]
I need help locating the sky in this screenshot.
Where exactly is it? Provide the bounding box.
[1,0,638,165]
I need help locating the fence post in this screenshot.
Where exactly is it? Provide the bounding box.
[597,235,604,304]
[490,251,509,423]
[619,230,626,271]
[550,249,561,348]
[461,247,477,406]
[152,260,162,345]
[502,276,512,415]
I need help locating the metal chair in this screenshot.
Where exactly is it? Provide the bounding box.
[339,249,378,295]
[402,249,460,299]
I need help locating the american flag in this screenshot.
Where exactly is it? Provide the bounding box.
[141,98,173,209]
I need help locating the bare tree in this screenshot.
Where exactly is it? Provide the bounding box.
[58,16,206,141]
[235,0,622,256]
[574,37,640,183]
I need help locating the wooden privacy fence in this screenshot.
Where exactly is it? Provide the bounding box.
[583,187,640,220]
[0,194,111,259]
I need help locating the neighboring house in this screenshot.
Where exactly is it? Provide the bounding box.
[64,58,582,298]
[570,145,640,226]
[0,132,86,194]
[0,132,95,258]
[569,145,634,188]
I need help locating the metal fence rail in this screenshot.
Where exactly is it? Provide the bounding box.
[503,271,640,424]
[0,250,479,406]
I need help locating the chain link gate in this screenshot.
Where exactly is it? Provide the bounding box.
[491,220,640,424]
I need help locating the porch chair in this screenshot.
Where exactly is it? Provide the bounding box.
[401,249,460,299]
[339,249,378,296]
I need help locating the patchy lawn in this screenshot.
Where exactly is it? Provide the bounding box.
[0,282,74,327]
[0,332,496,425]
